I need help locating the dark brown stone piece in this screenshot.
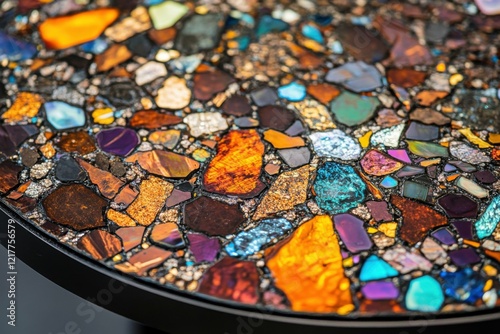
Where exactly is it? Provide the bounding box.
[77,229,122,260]
[221,95,252,116]
[193,69,235,101]
[387,68,427,88]
[57,131,96,155]
[0,160,23,194]
[129,110,182,129]
[257,105,296,131]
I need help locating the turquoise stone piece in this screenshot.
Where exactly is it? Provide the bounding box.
[405,276,444,312]
[475,195,500,239]
[225,218,293,257]
[301,24,324,43]
[359,255,398,282]
[402,181,429,202]
[277,82,306,102]
[330,91,380,126]
[380,176,398,188]
[44,101,86,130]
[314,162,366,214]
[256,15,289,38]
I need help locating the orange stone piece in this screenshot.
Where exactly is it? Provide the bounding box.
[263,129,305,149]
[306,83,341,105]
[95,44,133,72]
[415,90,449,107]
[203,130,266,198]
[39,8,120,50]
[126,150,200,178]
[77,230,122,260]
[266,215,354,314]
[2,92,43,122]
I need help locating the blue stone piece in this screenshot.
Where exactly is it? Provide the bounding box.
[301,24,324,44]
[475,195,500,239]
[225,218,293,257]
[314,162,366,214]
[440,268,485,304]
[170,55,202,74]
[331,41,343,54]
[235,35,250,50]
[312,14,332,26]
[256,15,289,38]
[359,255,398,282]
[81,38,108,54]
[0,31,37,61]
[380,176,398,189]
[44,101,86,131]
[405,276,444,312]
[277,82,306,102]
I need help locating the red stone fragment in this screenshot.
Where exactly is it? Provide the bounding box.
[0,160,23,194]
[77,230,122,260]
[198,257,259,305]
[193,68,235,101]
[129,110,182,129]
[387,68,427,88]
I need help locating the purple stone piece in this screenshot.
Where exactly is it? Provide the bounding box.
[361,281,400,300]
[96,127,140,156]
[451,220,474,240]
[0,124,39,155]
[366,201,393,222]
[438,194,478,218]
[449,248,481,267]
[431,227,456,245]
[333,213,373,253]
[444,164,457,172]
[285,120,306,136]
[159,229,184,248]
[187,233,220,262]
[166,189,192,207]
[474,170,497,184]
[405,122,439,141]
[387,149,412,163]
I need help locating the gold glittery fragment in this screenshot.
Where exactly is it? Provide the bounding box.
[39,142,56,158]
[107,209,137,227]
[378,222,397,238]
[458,128,493,149]
[2,92,43,122]
[293,100,336,130]
[104,6,151,42]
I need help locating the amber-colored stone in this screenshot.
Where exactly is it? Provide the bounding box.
[42,184,107,231]
[415,91,449,107]
[148,27,177,45]
[253,165,309,220]
[148,130,181,149]
[485,249,500,264]
[114,185,139,207]
[391,195,447,245]
[193,68,235,101]
[184,196,244,236]
[95,44,133,72]
[126,150,200,178]
[2,92,43,122]
[493,148,500,161]
[39,8,120,50]
[57,131,96,155]
[410,108,450,126]
[376,109,403,128]
[78,159,124,199]
[488,133,500,144]
[107,209,136,227]
[387,68,426,88]
[263,129,305,149]
[0,161,23,194]
[4,197,37,213]
[299,53,323,69]
[203,130,266,198]
[129,110,182,129]
[198,257,259,304]
[77,230,122,260]
[357,171,384,200]
[116,226,145,251]
[126,176,173,226]
[40,142,56,158]
[266,215,354,314]
[306,84,341,105]
[115,246,171,275]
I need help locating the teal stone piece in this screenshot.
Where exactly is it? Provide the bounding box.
[175,13,224,54]
[277,82,306,102]
[225,218,293,257]
[405,275,444,312]
[359,255,398,282]
[314,162,366,214]
[256,15,289,38]
[475,195,500,239]
[301,24,324,43]
[330,91,380,127]
[380,176,398,188]
[402,181,429,202]
[44,101,86,131]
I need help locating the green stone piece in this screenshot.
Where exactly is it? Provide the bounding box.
[330,91,380,126]
[406,140,449,158]
[149,1,189,30]
[403,181,429,202]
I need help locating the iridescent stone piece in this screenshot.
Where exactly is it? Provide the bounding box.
[330,91,380,126]
[309,130,361,160]
[96,127,140,156]
[475,196,500,239]
[44,101,86,131]
[333,214,373,253]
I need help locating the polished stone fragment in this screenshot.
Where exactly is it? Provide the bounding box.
[165,188,191,207]
[126,176,174,226]
[2,92,43,122]
[438,194,478,218]
[380,176,398,189]
[405,276,444,312]
[39,8,120,50]
[256,15,289,38]
[475,196,500,239]
[336,24,389,63]
[233,117,259,128]
[383,245,432,273]
[0,161,23,194]
[402,181,429,202]
[314,162,366,215]
[92,108,114,125]
[129,110,182,129]
[366,201,393,222]
[107,209,136,227]
[452,220,474,240]
[376,109,404,128]
[277,82,306,102]
[387,149,411,164]
[187,233,220,263]
[103,82,141,109]
[488,133,500,144]
[370,124,405,148]
[421,238,447,264]
[359,255,398,281]
[203,130,265,198]
[116,226,145,251]
[184,196,244,236]
[113,185,139,208]
[406,140,449,158]
[134,62,167,86]
[45,101,86,131]
[309,130,361,160]
[96,128,139,157]
[386,68,426,88]
[175,13,224,54]
[456,177,489,199]
[448,160,477,173]
[78,159,124,199]
[266,215,354,314]
[391,195,447,245]
[221,95,252,116]
[476,0,500,15]
[449,141,491,164]
[0,32,37,61]
[294,100,336,130]
[149,1,188,30]
[57,131,96,155]
[325,61,383,92]
[361,281,399,300]
[184,112,228,137]
[94,44,133,72]
[55,155,86,182]
[395,166,425,178]
[253,166,309,220]
[155,77,191,110]
[42,184,107,231]
[77,230,122,260]
[226,218,293,257]
[440,268,485,303]
[124,33,155,58]
[150,223,185,249]
[193,69,235,101]
[415,91,448,106]
[334,214,373,253]
[431,228,456,246]
[306,84,340,105]
[257,105,296,131]
[278,147,311,168]
[19,147,39,168]
[149,27,176,45]
[115,246,171,275]
[198,257,259,304]
[405,122,439,141]
[475,171,497,184]
[0,124,39,156]
[263,129,305,149]
[458,128,492,149]
[360,150,404,176]
[126,150,199,178]
[449,248,481,267]
[410,108,450,126]
[148,130,180,149]
[330,91,379,126]
[250,87,278,107]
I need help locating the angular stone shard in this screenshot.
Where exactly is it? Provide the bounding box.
[129,110,182,129]
[115,246,171,275]
[360,150,404,176]
[116,226,145,251]
[77,230,122,260]
[78,159,124,199]
[2,92,43,122]
[333,214,373,253]
[0,161,23,194]
[126,150,200,178]
[193,68,235,101]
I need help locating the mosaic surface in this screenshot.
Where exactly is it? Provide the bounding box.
[1,0,500,317]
